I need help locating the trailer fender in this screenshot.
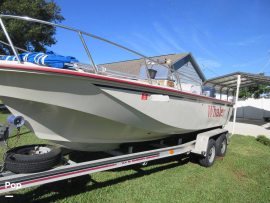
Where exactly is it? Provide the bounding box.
[192,129,228,156]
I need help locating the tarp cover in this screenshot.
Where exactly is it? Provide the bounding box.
[0,51,78,68]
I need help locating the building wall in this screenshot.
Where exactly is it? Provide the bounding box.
[215,93,234,102]
[176,62,202,94]
[236,98,270,120]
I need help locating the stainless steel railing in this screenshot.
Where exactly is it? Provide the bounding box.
[0,15,205,92]
[0,40,28,52]
[0,14,175,84]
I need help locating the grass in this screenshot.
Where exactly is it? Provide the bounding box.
[0,112,270,203]
[256,135,270,147]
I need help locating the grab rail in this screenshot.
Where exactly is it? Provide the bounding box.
[0,14,174,84]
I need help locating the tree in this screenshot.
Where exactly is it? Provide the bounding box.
[0,0,64,55]
[239,73,270,99]
[239,84,270,99]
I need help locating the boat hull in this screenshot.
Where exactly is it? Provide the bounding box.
[0,65,233,151]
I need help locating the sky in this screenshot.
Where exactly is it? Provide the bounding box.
[52,0,270,79]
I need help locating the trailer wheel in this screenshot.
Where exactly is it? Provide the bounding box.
[216,134,228,157]
[198,139,216,167]
[5,144,62,173]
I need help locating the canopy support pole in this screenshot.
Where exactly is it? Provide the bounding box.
[232,75,241,136]
[220,87,224,100]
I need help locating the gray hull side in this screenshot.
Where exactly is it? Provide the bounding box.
[0,69,232,151]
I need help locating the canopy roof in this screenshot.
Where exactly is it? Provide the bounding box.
[204,72,270,91]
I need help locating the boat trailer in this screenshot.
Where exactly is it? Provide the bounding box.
[0,120,228,195]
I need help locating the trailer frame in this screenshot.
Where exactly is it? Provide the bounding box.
[0,128,228,194]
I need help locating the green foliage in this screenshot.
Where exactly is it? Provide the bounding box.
[239,73,270,99]
[0,0,64,54]
[239,84,270,99]
[256,135,270,146]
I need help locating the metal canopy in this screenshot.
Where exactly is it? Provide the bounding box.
[204,72,270,91]
[205,72,270,135]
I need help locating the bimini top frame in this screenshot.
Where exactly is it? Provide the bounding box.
[0,14,178,85]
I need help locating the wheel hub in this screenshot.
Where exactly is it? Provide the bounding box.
[208,146,215,163]
[34,146,51,154]
[220,140,226,154]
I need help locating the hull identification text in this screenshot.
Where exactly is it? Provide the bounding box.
[208,105,225,118]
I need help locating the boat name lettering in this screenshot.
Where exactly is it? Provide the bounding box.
[208,105,225,117]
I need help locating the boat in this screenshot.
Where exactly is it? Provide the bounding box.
[0,15,233,151]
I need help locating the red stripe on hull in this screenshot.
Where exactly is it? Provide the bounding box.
[0,64,232,105]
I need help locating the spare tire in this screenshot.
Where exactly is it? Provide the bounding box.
[5,144,62,173]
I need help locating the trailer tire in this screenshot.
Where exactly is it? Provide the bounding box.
[198,139,216,167]
[5,144,61,173]
[216,134,228,157]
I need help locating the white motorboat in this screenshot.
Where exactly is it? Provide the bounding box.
[0,15,233,151]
